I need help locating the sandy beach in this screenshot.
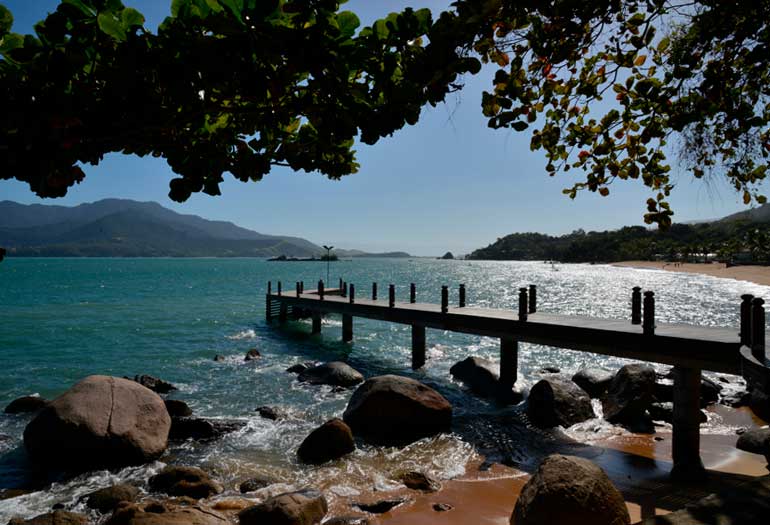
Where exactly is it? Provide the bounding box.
[613,261,770,287]
[376,405,769,525]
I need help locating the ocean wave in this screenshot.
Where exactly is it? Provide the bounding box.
[226,329,257,340]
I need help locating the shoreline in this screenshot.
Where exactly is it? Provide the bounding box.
[612,261,770,287]
[378,405,769,524]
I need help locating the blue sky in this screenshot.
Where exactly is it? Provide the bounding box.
[2,0,767,255]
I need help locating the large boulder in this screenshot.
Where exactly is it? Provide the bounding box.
[736,428,770,463]
[571,368,614,399]
[450,356,501,398]
[527,377,595,428]
[148,466,223,499]
[342,375,452,446]
[23,375,171,470]
[106,502,227,525]
[510,454,630,525]
[86,484,140,513]
[164,399,192,418]
[298,362,364,388]
[297,419,355,464]
[169,417,245,442]
[602,364,656,428]
[8,511,88,525]
[238,489,328,525]
[5,395,48,414]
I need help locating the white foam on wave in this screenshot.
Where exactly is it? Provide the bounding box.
[226,329,257,340]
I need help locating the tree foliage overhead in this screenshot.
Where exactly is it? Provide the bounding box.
[1,0,769,227]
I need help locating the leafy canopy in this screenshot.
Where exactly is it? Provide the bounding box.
[1,0,769,226]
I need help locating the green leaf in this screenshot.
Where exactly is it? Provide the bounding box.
[171,0,189,17]
[0,31,22,54]
[657,37,670,53]
[121,8,145,29]
[0,4,12,36]
[336,11,359,39]
[62,0,97,16]
[217,0,243,22]
[413,8,431,33]
[512,121,529,131]
[97,12,126,41]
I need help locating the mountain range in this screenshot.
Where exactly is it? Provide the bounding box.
[0,199,410,258]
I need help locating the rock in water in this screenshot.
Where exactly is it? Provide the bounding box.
[297,419,355,464]
[133,375,176,394]
[5,395,48,414]
[164,399,192,418]
[239,476,276,493]
[86,484,140,513]
[244,349,261,361]
[398,471,441,492]
[601,364,656,427]
[149,466,223,499]
[736,428,770,462]
[511,454,630,525]
[526,377,595,428]
[8,511,89,525]
[449,356,500,398]
[353,498,408,514]
[343,375,452,446]
[298,362,364,388]
[571,367,613,399]
[23,375,170,470]
[106,502,228,525]
[256,406,283,420]
[238,489,328,525]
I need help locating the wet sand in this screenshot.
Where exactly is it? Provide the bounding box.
[372,405,769,525]
[613,261,770,287]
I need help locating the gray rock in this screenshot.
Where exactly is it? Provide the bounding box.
[325,518,369,525]
[213,355,225,362]
[5,396,48,414]
[133,375,176,394]
[244,349,261,361]
[353,498,408,514]
[23,375,170,470]
[736,427,770,462]
[239,476,276,493]
[238,489,328,525]
[148,466,223,499]
[298,362,364,388]
[511,454,630,525]
[450,356,500,397]
[398,471,440,492]
[571,367,613,399]
[648,402,707,425]
[164,399,192,418]
[169,417,244,442]
[602,364,656,429]
[297,418,355,464]
[433,503,453,512]
[527,377,595,428]
[286,362,316,374]
[256,406,283,420]
[343,375,452,446]
[86,484,140,513]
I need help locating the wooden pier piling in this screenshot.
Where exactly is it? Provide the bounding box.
[752,298,766,362]
[342,314,353,342]
[372,282,377,300]
[459,284,466,307]
[389,284,395,308]
[412,324,426,369]
[671,366,706,480]
[518,288,528,321]
[529,284,537,314]
[632,287,642,325]
[500,336,518,390]
[441,286,448,314]
[410,283,416,304]
[643,291,655,335]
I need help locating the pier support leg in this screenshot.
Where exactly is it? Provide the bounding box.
[311,312,322,335]
[411,325,426,370]
[279,303,287,324]
[671,366,706,480]
[342,314,353,343]
[500,337,518,391]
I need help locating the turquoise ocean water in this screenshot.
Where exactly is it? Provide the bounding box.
[1,258,768,520]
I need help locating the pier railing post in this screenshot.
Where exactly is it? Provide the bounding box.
[312,312,322,334]
[441,286,448,314]
[279,303,287,323]
[296,282,301,297]
[412,325,426,369]
[268,281,272,295]
[410,283,416,304]
[300,281,304,293]
[342,282,348,298]
[349,284,355,304]
[643,291,655,335]
[459,284,466,307]
[318,280,324,301]
[372,282,377,300]
[740,294,754,346]
[518,288,528,321]
[500,337,519,392]
[752,298,766,363]
[389,284,395,308]
[266,281,272,322]
[277,281,282,296]
[528,284,537,314]
[671,366,706,480]
[339,278,343,291]
[631,287,642,325]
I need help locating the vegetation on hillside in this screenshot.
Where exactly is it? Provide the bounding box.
[1,1,768,226]
[467,220,770,264]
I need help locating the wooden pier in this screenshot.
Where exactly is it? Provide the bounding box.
[266,279,769,479]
